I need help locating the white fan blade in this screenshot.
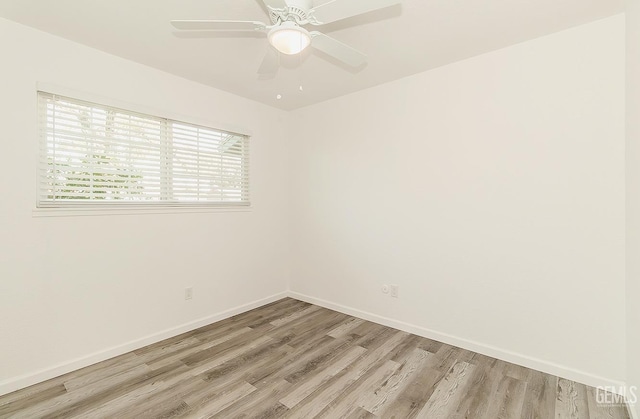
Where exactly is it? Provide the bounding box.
[309,0,401,25]
[171,20,267,31]
[258,48,280,77]
[310,32,366,67]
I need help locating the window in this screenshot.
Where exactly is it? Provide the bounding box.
[37,92,250,208]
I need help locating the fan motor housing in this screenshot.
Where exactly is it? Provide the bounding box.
[269,0,313,24]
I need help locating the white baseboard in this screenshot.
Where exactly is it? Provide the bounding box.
[287,291,626,395]
[0,291,287,397]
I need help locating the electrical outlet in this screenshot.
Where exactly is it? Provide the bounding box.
[185,287,193,300]
[390,284,399,298]
[381,284,389,294]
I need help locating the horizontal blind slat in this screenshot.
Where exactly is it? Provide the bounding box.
[38,91,249,207]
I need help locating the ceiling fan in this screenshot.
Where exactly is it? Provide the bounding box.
[171,0,401,76]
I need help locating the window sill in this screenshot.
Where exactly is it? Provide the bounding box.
[32,206,252,218]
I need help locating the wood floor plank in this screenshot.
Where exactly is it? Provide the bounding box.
[450,357,505,419]
[279,333,361,384]
[209,377,292,418]
[427,344,465,373]
[387,334,423,363]
[349,320,387,338]
[200,333,298,382]
[356,324,396,350]
[269,304,322,327]
[483,375,527,419]
[0,384,67,417]
[190,345,295,399]
[521,370,558,419]
[327,317,365,338]
[242,307,313,332]
[344,406,378,419]
[361,347,432,415]
[315,359,401,418]
[146,327,254,370]
[180,328,268,367]
[415,361,476,418]
[244,338,333,387]
[229,321,351,387]
[105,375,207,418]
[0,298,629,419]
[68,362,198,419]
[503,361,532,381]
[0,352,139,409]
[417,336,445,354]
[375,363,445,418]
[280,345,368,409]
[185,381,257,417]
[48,362,192,419]
[556,379,591,419]
[265,308,345,344]
[283,331,408,419]
[133,337,201,361]
[5,364,152,418]
[63,355,151,392]
[187,335,273,376]
[285,312,351,348]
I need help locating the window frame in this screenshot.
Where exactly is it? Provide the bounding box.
[35,87,251,213]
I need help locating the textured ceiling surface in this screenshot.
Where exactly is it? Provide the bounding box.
[0,0,624,110]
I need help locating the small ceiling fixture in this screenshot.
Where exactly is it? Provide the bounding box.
[268,22,311,55]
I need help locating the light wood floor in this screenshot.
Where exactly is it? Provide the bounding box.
[0,298,630,418]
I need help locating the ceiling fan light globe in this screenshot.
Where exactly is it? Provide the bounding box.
[268,25,311,55]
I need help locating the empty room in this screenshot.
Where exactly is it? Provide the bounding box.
[0,0,638,418]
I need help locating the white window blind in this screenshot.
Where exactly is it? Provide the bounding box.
[37,92,249,208]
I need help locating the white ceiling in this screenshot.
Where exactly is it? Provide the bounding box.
[0,0,624,110]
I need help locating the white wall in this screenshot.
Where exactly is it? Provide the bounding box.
[0,18,289,394]
[627,0,640,416]
[289,15,626,386]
